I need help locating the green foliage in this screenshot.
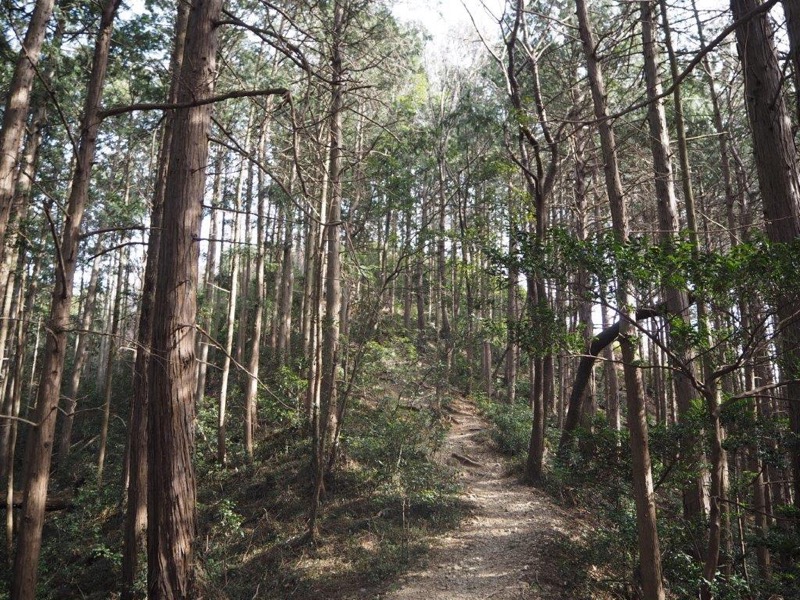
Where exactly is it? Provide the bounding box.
[476,395,531,457]
[344,402,454,509]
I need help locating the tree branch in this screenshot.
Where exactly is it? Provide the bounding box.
[98,87,290,119]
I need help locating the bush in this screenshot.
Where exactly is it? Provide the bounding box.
[476,395,531,455]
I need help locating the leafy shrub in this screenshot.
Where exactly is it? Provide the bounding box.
[476,395,531,455]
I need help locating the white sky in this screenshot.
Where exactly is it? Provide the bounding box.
[391,0,506,67]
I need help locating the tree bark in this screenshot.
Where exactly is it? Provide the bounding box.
[121,5,188,594]
[575,0,665,596]
[146,0,221,595]
[0,0,56,268]
[731,0,800,512]
[11,0,122,596]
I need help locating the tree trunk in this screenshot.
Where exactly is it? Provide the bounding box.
[5,249,38,556]
[0,0,56,266]
[96,245,126,485]
[731,0,800,513]
[146,0,222,595]
[642,0,707,522]
[575,0,665,596]
[56,242,102,464]
[194,150,222,410]
[11,1,122,596]
[217,117,252,466]
[310,0,345,538]
[121,5,188,594]
[243,126,270,461]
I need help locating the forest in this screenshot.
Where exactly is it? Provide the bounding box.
[0,0,799,598]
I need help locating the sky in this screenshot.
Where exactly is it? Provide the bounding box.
[391,0,506,67]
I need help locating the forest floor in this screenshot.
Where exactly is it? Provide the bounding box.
[367,396,588,600]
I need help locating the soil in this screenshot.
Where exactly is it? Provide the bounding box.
[351,397,587,599]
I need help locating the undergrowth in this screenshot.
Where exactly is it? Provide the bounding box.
[0,335,466,599]
[477,394,800,599]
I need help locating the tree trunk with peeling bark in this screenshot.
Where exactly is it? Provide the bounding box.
[146,0,222,595]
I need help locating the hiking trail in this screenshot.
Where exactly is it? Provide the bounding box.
[377,397,587,600]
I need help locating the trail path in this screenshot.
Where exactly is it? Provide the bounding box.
[381,398,584,600]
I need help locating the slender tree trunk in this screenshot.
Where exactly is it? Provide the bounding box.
[575,0,665,596]
[310,0,345,538]
[435,158,452,406]
[302,135,330,422]
[56,252,103,466]
[275,201,295,369]
[194,151,222,409]
[505,215,519,405]
[642,0,707,523]
[121,5,188,594]
[5,250,38,557]
[1,250,39,483]
[11,1,122,596]
[96,245,126,485]
[217,123,251,466]
[571,125,594,428]
[243,127,270,461]
[0,253,19,408]
[0,0,56,267]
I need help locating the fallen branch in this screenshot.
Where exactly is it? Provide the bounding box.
[5,491,73,511]
[452,453,483,467]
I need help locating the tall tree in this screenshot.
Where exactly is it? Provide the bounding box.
[731,0,800,512]
[147,0,222,595]
[12,0,123,596]
[574,0,665,596]
[121,5,190,596]
[310,0,345,538]
[0,0,56,270]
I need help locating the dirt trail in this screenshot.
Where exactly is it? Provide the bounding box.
[381,398,583,600]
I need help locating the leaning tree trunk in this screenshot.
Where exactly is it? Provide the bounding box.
[146,0,222,595]
[11,1,122,597]
[0,0,56,269]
